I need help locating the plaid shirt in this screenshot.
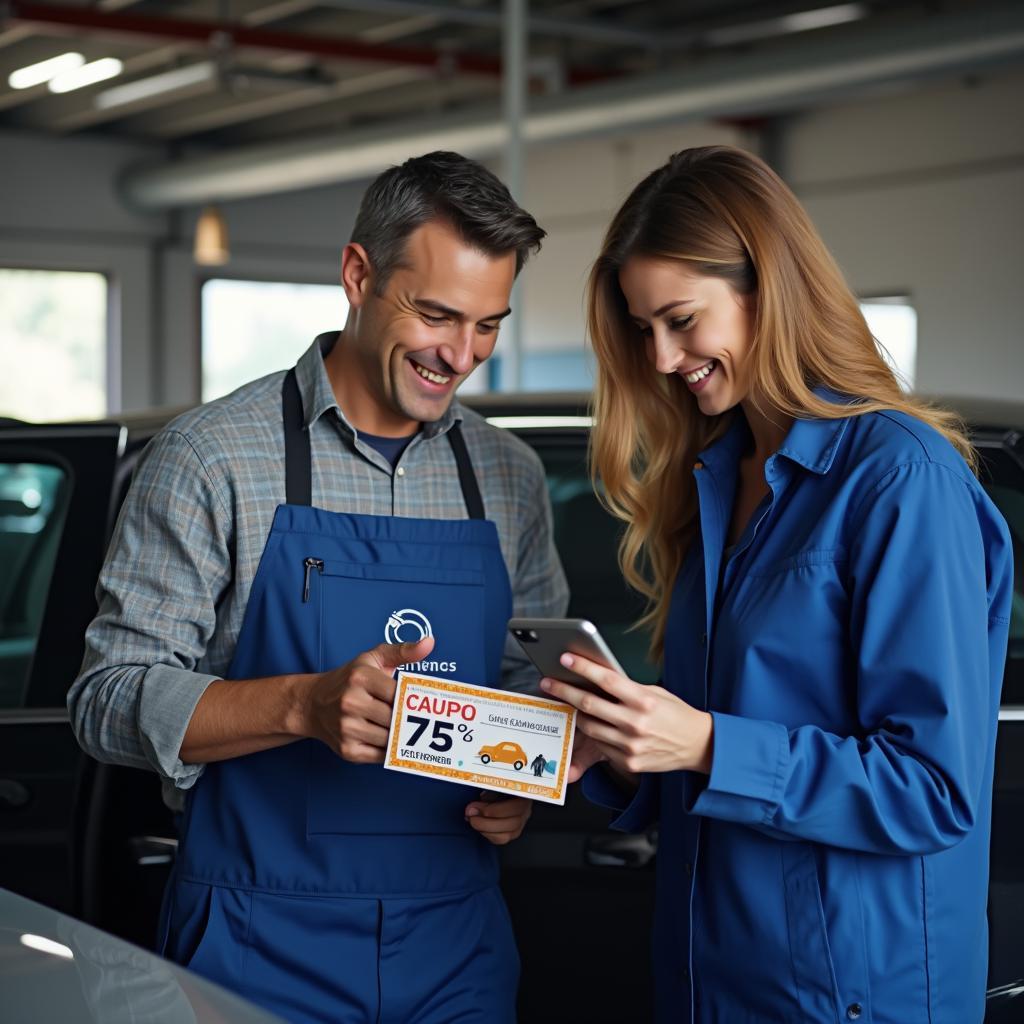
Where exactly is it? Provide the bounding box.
[68,335,569,805]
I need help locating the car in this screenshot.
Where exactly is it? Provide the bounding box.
[479,741,529,770]
[0,885,285,1023]
[0,391,1021,1023]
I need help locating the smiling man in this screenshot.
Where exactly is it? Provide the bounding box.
[68,152,569,1024]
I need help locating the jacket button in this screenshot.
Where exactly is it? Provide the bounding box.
[700,632,707,646]
[681,966,690,983]
[846,1004,863,1020]
[685,861,693,877]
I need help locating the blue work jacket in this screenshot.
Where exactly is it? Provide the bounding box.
[587,399,1013,1023]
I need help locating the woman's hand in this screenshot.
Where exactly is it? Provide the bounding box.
[541,653,714,776]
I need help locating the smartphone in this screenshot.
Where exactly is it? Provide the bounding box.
[508,617,625,688]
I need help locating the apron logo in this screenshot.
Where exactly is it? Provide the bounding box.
[386,609,457,674]
[385,609,433,644]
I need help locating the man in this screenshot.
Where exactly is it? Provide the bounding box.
[68,151,569,1024]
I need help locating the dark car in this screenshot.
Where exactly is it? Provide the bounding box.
[0,393,1021,1022]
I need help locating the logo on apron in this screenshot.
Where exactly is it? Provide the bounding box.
[387,609,458,675]
[385,609,433,644]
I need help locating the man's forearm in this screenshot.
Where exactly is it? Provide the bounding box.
[179,672,317,764]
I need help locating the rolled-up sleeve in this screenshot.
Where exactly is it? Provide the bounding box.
[67,429,233,789]
[685,460,1013,855]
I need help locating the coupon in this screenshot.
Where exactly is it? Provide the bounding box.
[384,671,577,805]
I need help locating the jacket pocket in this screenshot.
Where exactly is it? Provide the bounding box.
[782,843,843,1021]
[784,845,875,1023]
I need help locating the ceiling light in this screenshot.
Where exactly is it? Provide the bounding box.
[94,61,217,110]
[194,206,230,266]
[48,57,124,94]
[8,52,84,90]
[706,3,868,48]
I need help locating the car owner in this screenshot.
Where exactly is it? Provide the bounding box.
[543,145,1012,1023]
[69,151,568,1024]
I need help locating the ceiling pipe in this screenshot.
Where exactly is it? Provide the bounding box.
[120,4,1024,209]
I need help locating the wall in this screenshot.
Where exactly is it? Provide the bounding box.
[784,67,1024,402]
[2,63,1023,410]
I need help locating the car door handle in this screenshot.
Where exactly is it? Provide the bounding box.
[129,835,178,866]
[584,831,657,868]
[0,779,30,809]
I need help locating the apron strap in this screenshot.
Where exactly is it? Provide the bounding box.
[446,422,485,521]
[283,368,312,507]
[281,368,486,520]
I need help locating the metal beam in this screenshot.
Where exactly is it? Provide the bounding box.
[119,4,1024,208]
[308,0,668,49]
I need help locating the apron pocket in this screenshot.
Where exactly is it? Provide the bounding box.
[163,880,252,991]
[308,560,487,836]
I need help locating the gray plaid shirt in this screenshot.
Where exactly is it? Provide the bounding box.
[68,334,569,806]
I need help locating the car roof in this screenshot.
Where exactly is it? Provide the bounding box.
[0,887,284,1023]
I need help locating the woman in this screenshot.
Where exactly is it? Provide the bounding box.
[541,146,1013,1023]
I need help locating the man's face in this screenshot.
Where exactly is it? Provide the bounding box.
[342,220,516,434]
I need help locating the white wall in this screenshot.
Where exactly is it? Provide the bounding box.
[784,68,1024,402]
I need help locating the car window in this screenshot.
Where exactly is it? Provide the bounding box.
[0,461,71,708]
[529,433,660,684]
[977,444,1024,704]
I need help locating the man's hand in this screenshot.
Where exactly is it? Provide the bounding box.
[306,635,434,764]
[464,793,533,845]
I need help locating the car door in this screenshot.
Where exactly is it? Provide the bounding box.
[975,428,1024,1017]
[0,423,124,913]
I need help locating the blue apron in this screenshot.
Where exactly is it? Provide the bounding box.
[159,370,519,1024]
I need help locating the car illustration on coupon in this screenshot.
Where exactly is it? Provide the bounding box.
[479,741,528,770]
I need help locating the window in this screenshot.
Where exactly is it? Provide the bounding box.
[860,297,917,391]
[0,269,108,422]
[0,460,71,708]
[201,279,349,402]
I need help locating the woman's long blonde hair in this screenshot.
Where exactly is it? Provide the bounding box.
[587,145,972,660]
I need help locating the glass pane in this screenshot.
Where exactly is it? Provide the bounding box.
[860,298,917,391]
[0,269,107,422]
[0,461,71,708]
[531,436,659,683]
[202,279,349,402]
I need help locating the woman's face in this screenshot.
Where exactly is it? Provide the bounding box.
[618,255,754,417]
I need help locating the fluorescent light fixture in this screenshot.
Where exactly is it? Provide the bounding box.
[49,57,124,94]
[8,52,84,90]
[20,934,74,960]
[707,3,867,47]
[94,61,217,110]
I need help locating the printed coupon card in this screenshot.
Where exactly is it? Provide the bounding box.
[384,672,577,805]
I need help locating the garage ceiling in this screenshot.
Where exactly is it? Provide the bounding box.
[0,0,1006,145]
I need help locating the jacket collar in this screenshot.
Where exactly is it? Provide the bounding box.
[697,387,853,477]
